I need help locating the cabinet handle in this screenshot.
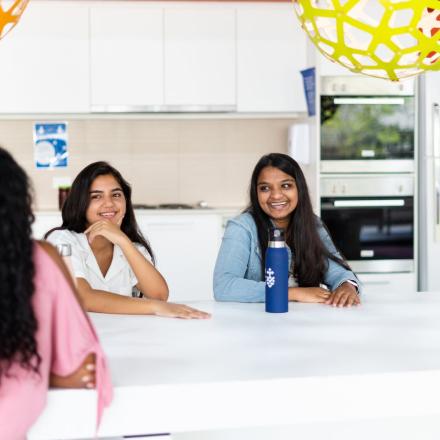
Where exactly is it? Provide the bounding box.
[333,199,405,208]
[433,103,440,228]
[363,280,391,286]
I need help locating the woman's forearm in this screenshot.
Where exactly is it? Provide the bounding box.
[76,278,159,314]
[117,236,169,301]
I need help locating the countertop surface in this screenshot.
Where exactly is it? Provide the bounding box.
[29,291,440,439]
[91,292,440,386]
[35,207,242,216]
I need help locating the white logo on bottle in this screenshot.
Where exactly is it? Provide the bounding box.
[266,268,275,288]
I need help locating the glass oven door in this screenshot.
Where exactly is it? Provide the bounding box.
[320,96,415,173]
[321,196,414,273]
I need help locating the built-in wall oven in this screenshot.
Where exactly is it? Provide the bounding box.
[320,76,416,174]
[320,175,414,273]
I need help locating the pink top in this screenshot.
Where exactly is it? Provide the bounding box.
[0,243,113,439]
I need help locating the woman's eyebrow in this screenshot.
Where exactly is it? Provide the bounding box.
[89,188,122,194]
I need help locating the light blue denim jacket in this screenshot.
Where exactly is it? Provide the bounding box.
[213,212,360,302]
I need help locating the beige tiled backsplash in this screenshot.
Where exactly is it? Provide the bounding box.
[0,118,294,210]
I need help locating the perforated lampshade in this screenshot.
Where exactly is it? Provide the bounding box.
[293,0,440,81]
[0,0,29,40]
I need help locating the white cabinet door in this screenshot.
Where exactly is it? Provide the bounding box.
[137,214,223,302]
[357,273,417,295]
[237,5,307,113]
[164,8,236,108]
[90,4,164,110]
[32,213,62,240]
[0,2,89,113]
[318,51,356,76]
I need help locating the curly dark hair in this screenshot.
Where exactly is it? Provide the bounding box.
[0,147,40,381]
[246,153,351,287]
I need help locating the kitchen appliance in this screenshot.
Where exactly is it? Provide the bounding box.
[418,72,440,291]
[320,174,414,273]
[320,76,416,173]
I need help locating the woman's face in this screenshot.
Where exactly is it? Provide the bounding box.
[85,174,126,226]
[257,166,298,228]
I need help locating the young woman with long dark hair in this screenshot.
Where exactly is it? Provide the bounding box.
[214,153,360,307]
[0,148,112,438]
[46,161,210,319]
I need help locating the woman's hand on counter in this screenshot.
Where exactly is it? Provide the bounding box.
[148,299,211,320]
[289,287,331,303]
[325,282,360,308]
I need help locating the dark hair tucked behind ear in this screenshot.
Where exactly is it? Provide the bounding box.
[45,161,155,264]
[246,153,350,287]
[0,147,41,381]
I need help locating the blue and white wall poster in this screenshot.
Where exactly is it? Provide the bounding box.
[33,122,68,168]
[300,67,316,117]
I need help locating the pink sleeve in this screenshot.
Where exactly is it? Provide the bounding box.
[49,260,113,425]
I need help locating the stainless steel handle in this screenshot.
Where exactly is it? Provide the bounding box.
[333,97,405,105]
[434,103,440,228]
[333,199,405,208]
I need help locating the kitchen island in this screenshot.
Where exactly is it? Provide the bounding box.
[29,292,440,439]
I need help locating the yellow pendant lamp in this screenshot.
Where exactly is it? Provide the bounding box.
[0,0,29,40]
[293,0,440,81]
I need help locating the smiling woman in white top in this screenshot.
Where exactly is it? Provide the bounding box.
[46,161,210,320]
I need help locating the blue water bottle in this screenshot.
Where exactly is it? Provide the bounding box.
[265,227,289,313]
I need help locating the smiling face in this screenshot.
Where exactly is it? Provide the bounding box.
[85,174,126,227]
[256,166,298,228]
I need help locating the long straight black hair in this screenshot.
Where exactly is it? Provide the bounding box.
[246,153,350,287]
[46,161,155,264]
[0,147,40,381]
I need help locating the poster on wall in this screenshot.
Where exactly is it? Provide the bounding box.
[300,67,316,117]
[33,122,68,168]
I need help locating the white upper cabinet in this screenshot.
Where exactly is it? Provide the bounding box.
[318,52,356,77]
[164,8,236,108]
[236,4,307,113]
[90,5,164,110]
[0,1,89,113]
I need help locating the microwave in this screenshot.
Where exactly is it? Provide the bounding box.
[320,77,416,173]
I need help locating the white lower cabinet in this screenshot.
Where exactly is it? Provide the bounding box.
[357,272,417,295]
[32,213,62,240]
[34,212,223,302]
[136,214,223,302]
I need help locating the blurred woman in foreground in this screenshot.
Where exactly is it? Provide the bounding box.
[0,147,112,439]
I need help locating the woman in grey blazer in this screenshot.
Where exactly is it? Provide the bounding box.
[213,153,360,307]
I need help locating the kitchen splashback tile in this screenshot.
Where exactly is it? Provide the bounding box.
[0,118,292,210]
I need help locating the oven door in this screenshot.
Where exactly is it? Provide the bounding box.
[320,96,415,173]
[320,196,414,273]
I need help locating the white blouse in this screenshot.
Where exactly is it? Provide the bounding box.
[47,229,152,297]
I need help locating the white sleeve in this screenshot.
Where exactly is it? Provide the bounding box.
[46,230,88,279]
[130,243,153,286]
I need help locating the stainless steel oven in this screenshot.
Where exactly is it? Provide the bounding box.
[320,175,414,273]
[320,76,416,173]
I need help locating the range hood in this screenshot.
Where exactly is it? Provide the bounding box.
[91,104,236,113]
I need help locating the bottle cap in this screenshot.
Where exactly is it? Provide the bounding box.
[269,227,285,242]
[56,243,72,257]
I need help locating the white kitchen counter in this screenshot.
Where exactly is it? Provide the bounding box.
[28,291,440,439]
